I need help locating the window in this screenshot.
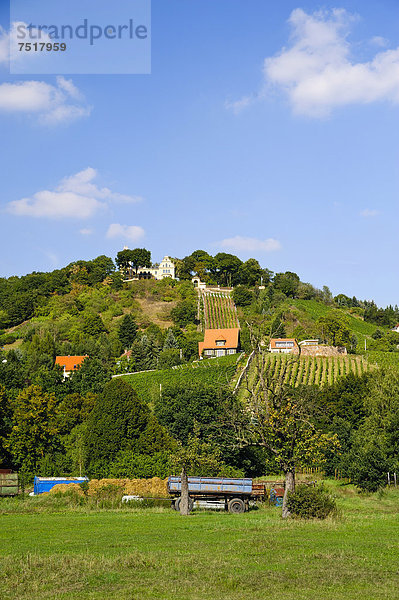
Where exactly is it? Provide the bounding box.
[275,341,294,348]
[216,340,226,346]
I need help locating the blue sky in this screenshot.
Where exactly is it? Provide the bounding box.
[0,0,398,306]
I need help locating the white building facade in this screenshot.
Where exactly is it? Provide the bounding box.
[140,256,176,280]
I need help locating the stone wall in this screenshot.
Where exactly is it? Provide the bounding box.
[300,345,347,357]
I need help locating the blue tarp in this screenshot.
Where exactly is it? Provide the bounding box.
[33,476,88,495]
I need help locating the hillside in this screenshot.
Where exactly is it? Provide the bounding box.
[120,353,243,404]
[1,252,398,379]
[286,299,380,347]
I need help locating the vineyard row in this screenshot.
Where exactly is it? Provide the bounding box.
[202,291,239,330]
[248,354,372,388]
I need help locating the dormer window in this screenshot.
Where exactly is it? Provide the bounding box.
[216,339,226,346]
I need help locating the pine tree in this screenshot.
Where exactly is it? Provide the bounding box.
[163,329,179,350]
[118,314,138,349]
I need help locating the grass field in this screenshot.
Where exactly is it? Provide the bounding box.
[1,482,399,600]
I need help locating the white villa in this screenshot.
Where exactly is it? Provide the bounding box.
[122,248,176,280]
[144,256,176,280]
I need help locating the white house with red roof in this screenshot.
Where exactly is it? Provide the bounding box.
[199,328,240,358]
[268,339,299,354]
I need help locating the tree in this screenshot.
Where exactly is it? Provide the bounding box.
[317,310,351,347]
[84,379,150,466]
[0,350,26,390]
[341,368,399,491]
[88,255,115,285]
[82,314,106,336]
[231,348,338,518]
[273,272,300,298]
[213,253,242,287]
[69,357,111,394]
[83,379,169,473]
[129,248,151,274]
[6,385,59,473]
[115,249,133,273]
[118,314,138,349]
[158,349,182,369]
[171,425,234,515]
[163,329,179,350]
[232,285,254,307]
[239,258,263,286]
[171,299,197,328]
[56,392,96,435]
[0,384,12,466]
[154,383,236,446]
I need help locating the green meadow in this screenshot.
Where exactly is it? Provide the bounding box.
[1,482,399,600]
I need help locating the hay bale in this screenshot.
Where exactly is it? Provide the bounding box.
[49,483,85,496]
[87,479,128,496]
[87,478,169,498]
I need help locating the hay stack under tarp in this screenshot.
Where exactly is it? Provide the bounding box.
[88,478,168,498]
[49,483,85,496]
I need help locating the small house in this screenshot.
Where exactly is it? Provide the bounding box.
[268,339,299,354]
[199,328,240,358]
[298,339,319,347]
[55,355,88,378]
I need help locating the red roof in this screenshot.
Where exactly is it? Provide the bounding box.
[269,338,298,349]
[55,356,88,372]
[199,328,240,355]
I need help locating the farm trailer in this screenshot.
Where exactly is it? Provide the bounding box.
[33,476,89,495]
[167,476,277,513]
[0,469,18,496]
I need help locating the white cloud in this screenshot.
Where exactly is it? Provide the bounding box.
[371,36,388,48]
[227,8,399,117]
[217,235,282,252]
[0,76,91,125]
[106,224,145,243]
[360,208,379,217]
[79,228,93,235]
[224,96,253,115]
[1,22,52,67]
[7,167,141,219]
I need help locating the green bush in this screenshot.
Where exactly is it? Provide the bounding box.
[287,484,337,519]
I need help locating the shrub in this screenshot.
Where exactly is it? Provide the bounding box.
[287,484,337,519]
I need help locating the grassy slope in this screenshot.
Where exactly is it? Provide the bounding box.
[121,354,241,403]
[1,484,399,600]
[289,299,379,339]
[286,300,399,368]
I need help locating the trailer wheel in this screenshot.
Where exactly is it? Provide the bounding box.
[228,498,246,514]
[174,496,194,512]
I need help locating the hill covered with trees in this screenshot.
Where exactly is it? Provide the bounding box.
[1,247,399,492]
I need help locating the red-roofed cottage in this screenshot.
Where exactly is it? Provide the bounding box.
[55,355,88,378]
[198,328,240,358]
[268,339,299,354]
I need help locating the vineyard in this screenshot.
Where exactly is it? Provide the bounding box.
[122,353,242,404]
[239,353,373,393]
[202,290,239,329]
